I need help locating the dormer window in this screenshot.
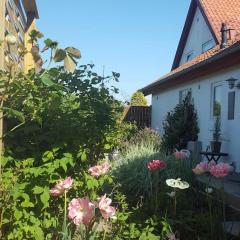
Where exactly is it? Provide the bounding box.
[202,39,214,53]
[186,51,194,62]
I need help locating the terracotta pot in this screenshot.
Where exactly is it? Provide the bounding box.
[210,141,222,153]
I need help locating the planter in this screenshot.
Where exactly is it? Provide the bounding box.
[210,141,222,153]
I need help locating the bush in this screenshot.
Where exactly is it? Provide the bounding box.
[130,91,148,106]
[119,128,161,151]
[162,92,199,152]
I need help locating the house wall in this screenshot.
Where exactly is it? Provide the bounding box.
[151,65,240,171]
[179,7,215,65]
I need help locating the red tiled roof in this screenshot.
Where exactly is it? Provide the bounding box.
[141,0,240,95]
[157,37,240,82]
[200,0,240,41]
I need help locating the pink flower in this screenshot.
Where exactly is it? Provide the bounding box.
[209,163,231,178]
[192,161,209,175]
[97,194,116,220]
[88,162,110,177]
[174,149,190,160]
[147,160,167,171]
[49,177,73,196]
[68,197,95,225]
[165,233,178,240]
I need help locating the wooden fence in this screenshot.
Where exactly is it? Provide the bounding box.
[123,106,151,128]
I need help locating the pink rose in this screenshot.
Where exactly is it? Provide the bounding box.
[88,162,110,177]
[97,194,116,220]
[174,149,190,160]
[147,160,167,171]
[49,177,73,196]
[68,197,95,225]
[209,163,231,178]
[192,161,209,175]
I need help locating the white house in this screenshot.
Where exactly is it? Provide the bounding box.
[140,0,240,171]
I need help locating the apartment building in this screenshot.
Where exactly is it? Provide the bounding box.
[0,0,39,72]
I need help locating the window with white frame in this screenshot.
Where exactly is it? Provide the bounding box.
[212,84,222,116]
[186,51,194,62]
[8,0,14,9]
[202,39,215,53]
[179,88,191,103]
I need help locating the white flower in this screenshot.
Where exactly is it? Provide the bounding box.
[166,178,189,189]
[167,191,176,198]
[205,187,213,194]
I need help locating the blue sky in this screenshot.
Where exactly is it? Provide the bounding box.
[37,0,191,102]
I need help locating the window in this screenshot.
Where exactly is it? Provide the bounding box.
[18,32,24,43]
[8,0,14,9]
[228,92,235,120]
[179,88,191,103]
[202,39,214,53]
[18,16,25,30]
[14,23,19,33]
[212,84,222,116]
[186,51,194,62]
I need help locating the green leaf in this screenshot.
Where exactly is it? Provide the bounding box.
[104,144,111,150]
[21,201,34,208]
[53,49,66,62]
[2,107,25,122]
[14,209,23,220]
[33,186,44,194]
[40,188,50,208]
[41,74,55,87]
[64,55,76,73]
[81,151,87,161]
[43,38,58,50]
[65,47,81,59]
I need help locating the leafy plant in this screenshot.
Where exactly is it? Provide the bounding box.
[130,91,148,106]
[212,116,221,142]
[162,92,199,152]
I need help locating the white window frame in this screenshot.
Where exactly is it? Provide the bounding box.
[211,82,222,117]
[186,51,194,62]
[179,88,192,103]
[8,0,14,9]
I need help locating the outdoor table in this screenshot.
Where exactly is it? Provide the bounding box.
[200,151,228,163]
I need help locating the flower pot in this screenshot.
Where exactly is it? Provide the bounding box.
[210,141,222,153]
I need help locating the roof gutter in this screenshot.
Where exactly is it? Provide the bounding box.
[140,42,240,96]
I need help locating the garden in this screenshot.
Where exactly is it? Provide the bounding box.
[0,31,239,239]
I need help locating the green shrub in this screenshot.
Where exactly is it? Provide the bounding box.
[162,92,199,152]
[119,128,161,151]
[130,91,148,106]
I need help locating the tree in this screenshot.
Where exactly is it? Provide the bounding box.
[162,92,199,152]
[130,91,148,106]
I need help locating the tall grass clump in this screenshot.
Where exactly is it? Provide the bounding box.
[113,129,165,212]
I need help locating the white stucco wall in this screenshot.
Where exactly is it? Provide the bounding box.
[152,65,240,171]
[179,7,215,65]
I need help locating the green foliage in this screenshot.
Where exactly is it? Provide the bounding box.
[119,128,161,152]
[0,150,114,239]
[2,64,121,163]
[130,91,148,106]
[162,92,199,152]
[212,116,221,141]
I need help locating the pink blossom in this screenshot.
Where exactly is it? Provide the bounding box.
[49,177,73,196]
[209,163,231,178]
[165,233,178,240]
[68,197,95,225]
[192,161,209,175]
[147,160,167,171]
[174,149,190,160]
[88,162,110,177]
[97,194,116,220]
